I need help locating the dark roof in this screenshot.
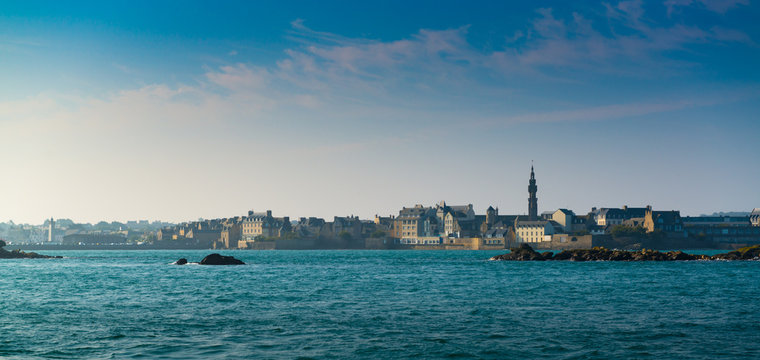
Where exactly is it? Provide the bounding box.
[683,216,749,224]
[516,219,562,228]
[650,211,681,224]
[398,206,433,218]
[598,207,648,219]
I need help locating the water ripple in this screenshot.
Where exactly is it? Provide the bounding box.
[1,250,759,359]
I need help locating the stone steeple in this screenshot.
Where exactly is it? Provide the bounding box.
[528,165,538,220]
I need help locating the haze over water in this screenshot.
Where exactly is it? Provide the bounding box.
[2,250,759,359]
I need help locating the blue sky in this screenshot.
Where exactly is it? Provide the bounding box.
[1,0,759,224]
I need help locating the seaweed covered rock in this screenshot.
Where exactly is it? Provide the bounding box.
[199,253,245,265]
[491,244,715,261]
[711,245,760,260]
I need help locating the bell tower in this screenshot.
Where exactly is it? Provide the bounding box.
[528,165,538,220]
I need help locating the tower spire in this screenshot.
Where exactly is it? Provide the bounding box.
[528,164,538,220]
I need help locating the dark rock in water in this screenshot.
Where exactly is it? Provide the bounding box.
[0,240,61,259]
[199,253,245,265]
[175,258,188,265]
[490,243,551,261]
[711,245,760,260]
[490,244,746,262]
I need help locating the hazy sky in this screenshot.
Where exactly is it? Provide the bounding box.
[1,0,759,224]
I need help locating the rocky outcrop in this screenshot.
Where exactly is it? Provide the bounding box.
[490,243,553,261]
[711,245,760,260]
[489,244,753,261]
[172,253,245,265]
[0,240,62,259]
[550,248,710,261]
[199,254,245,265]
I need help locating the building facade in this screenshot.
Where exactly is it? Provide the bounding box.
[241,210,291,241]
[514,219,561,243]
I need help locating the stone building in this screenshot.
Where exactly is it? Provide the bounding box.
[542,209,584,233]
[241,210,291,241]
[396,204,439,244]
[332,216,363,240]
[751,209,760,227]
[591,205,652,227]
[219,218,243,249]
[683,214,760,245]
[644,209,685,237]
[293,217,326,239]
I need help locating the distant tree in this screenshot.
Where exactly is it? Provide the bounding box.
[339,231,352,241]
[371,230,386,238]
[282,231,298,240]
[127,233,143,242]
[56,219,75,227]
[610,225,647,239]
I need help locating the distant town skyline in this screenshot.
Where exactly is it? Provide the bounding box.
[1,1,759,224]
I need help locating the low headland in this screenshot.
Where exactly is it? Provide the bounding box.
[0,240,61,259]
[490,243,760,261]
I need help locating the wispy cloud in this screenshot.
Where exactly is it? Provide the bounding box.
[665,0,750,15]
[462,86,760,130]
[278,1,753,90]
[2,1,756,146]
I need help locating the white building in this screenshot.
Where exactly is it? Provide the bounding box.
[515,220,562,243]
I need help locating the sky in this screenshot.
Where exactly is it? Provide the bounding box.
[1,0,759,224]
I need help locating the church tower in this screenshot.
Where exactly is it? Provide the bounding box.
[528,165,538,220]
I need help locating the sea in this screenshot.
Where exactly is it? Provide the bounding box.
[1,250,759,359]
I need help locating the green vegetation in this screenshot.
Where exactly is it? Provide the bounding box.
[737,244,760,256]
[338,231,352,241]
[610,225,647,238]
[370,230,386,238]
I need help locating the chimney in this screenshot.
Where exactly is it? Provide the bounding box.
[266,210,272,217]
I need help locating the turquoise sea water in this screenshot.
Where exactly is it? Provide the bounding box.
[1,250,759,359]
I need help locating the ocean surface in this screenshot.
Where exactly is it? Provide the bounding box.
[1,250,759,359]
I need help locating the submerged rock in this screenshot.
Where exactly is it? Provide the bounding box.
[199,253,245,265]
